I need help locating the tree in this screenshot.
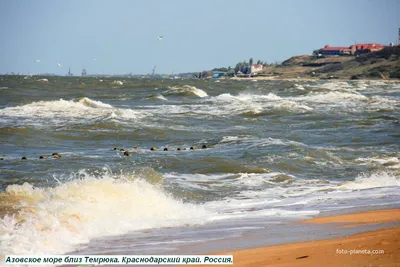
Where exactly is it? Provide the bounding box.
[313,49,321,56]
[249,57,254,66]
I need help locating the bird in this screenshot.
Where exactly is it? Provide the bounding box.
[57,62,62,67]
[34,59,40,63]
[157,36,163,40]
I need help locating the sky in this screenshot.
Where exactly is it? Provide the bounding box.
[0,0,399,75]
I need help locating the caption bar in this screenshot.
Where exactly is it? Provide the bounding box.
[4,255,233,265]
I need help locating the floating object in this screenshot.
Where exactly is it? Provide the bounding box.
[150,147,157,151]
[163,148,168,151]
[21,156,27,160]
[113,147,118,150]
[52,153,61,158]
[39,155,48,159]
[202,145,207,149]
[177,148,181,151]
[0,157,4,160]
[190,146,196,150]
[123,151,132,156]
[120,149,125,152]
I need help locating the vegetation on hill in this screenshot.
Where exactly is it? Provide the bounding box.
[314,46,400,79]
[203,46,399,80]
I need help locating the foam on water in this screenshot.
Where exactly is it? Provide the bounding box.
[0,97,144,127]
[164,85,208,98]
[355,157,400,169]
[155,94,168,101]
[300,91,368,102]
[211,92,312,115]
[340,171,400,190]
[0,172,208,255]
[76,97,113,108]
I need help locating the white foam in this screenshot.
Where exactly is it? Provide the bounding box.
[294,84,305,90]
[317,81,353,91]
[301,91,368,102]
[211,92,312,115]
[165,85,208,98]
[77,97,113,108]
[0,173,208,255]
[355,157,399,167]
[111,80,124,85]
[156,94,168,101]
[0,98,144,127]
[340,171,400,190]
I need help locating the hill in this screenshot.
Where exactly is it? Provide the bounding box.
[260,46,400,79]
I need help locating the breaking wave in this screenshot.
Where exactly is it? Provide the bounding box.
[164,85,208,98]
[0,171,207,255]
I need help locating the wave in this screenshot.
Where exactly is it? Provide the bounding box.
[0,97,144,128]
[164,85,208,98]
[76,97,113,108]
[0,171,207,255]
[355,157,400,169]
[210,93,312,116]
[300,91,368,102]
[340,171,400,190]
[146,94,168,101]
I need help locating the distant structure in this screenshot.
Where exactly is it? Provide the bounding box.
[398,27,400,45]
[250,64,264,74]
[316,43,386,56]
[81,68,87,76]
[67,68,73,76]
[151,65,156,76]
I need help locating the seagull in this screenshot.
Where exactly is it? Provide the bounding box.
[34,59,40,63]
[57,62,62,68]
[157,36,163,40]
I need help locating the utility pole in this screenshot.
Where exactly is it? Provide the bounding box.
[398,27,400,45]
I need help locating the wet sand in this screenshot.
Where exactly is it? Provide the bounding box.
[197,209,400,267]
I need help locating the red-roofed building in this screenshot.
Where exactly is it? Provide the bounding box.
[318,43,386,56]
[320,45,352,55]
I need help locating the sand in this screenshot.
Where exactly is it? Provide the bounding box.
[196,209,400,267]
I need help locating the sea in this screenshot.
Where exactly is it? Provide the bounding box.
[0,76,399,261]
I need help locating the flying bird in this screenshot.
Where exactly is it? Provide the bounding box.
[57,62,62,68]
[157,36,163,40]
[34,59,40,63]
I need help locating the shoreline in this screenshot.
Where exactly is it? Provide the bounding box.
[195,209,400,267]
[228,75,400,82]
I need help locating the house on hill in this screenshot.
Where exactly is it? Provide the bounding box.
[318,43,386,56]
[250,64,264,74]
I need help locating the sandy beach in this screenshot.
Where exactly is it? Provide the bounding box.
[196,209,400,267]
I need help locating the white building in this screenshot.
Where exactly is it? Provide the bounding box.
[250,64,264,74]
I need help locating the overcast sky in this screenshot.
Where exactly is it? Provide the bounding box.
[0,0,399,75]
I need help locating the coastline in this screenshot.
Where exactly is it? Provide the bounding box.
[227,75,400,82]
[195,209,400,267]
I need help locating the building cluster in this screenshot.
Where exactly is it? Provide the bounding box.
[317,43,391,56]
